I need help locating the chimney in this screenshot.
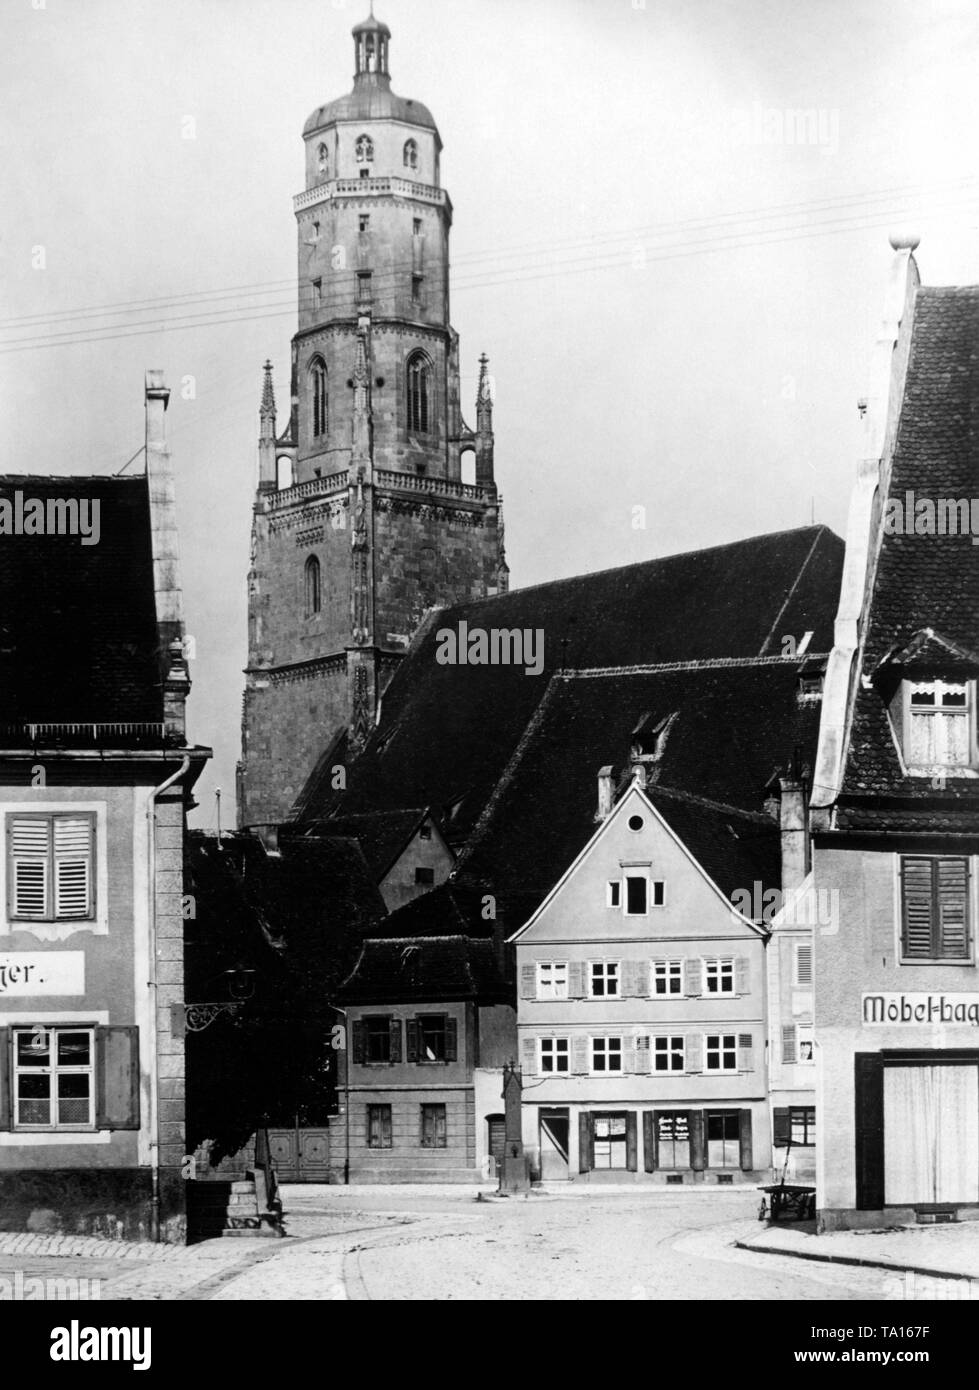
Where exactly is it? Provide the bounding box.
[779,775,810,894]
[145,371,189,739]
[596,765,614,822]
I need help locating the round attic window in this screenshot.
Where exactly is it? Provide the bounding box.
[628,815,644,832]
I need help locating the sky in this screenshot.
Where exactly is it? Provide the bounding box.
[2,0,978,826]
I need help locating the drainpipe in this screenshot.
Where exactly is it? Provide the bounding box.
[147,756,191,1242]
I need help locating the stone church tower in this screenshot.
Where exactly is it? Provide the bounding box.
[239,13,508,830]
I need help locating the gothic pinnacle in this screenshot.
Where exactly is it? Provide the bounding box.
[260,360,276,419]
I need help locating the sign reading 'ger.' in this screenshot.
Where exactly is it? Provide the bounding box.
[0,952,85,996]
[863,993,979,1026]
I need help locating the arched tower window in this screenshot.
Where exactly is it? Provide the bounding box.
[355,134,374,164]
[304,555,322,617]
[407,352,432,434]
[403,139,418,170]
[317,143,329,176]
[309,358,328,438]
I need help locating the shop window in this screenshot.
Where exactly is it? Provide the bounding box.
[703,958,734,995]
[656,1111,690,1169]
[653,1036,684,1072]
[536,962,568,1000]
[900,855,971,961]
[13,1026,93,1129]
[367,1103,392,1149]
[592,1112,629,1169]
[590,1037,623,1073]
[8,814,95,921]
[652,960,683,996]
[539,1038,569,1074]
[420,1103,446,1149]
[705,1034,737,1073]
[589,961,619,998]
[706,1110,740,1168]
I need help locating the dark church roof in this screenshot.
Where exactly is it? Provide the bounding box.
[836,287,979,832]
[0,475,163,731]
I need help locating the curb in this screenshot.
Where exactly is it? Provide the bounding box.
[735,1238,978,1285]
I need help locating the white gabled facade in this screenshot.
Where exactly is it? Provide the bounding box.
[509,782,770,1184]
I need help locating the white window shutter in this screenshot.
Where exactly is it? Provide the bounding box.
[684,959,702,997]
[738,1033,753,1072]
[685,1035,703,1073]
[54,817,93,918]
[795,944,813,985]
[735,956,749,995]
[571,1035,590,1074]
[634,1035,651,1074]
[10,818,50,917]
[520,963,537,999]
[781,1023,797,1064]
[568,962,587,999]
[521,1036,537,1077]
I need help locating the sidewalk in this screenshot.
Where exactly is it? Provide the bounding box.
[738,1220,979,1284]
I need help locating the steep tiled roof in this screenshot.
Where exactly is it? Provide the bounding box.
[0,476,161,725]
[299,808,429,880]
[837,287,979,832]
[340,934,509,1004]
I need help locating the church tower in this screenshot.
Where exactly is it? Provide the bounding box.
[240,12,508,830]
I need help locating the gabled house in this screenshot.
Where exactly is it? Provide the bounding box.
[811,239,979,1229]
[510,779,770,1183]
[0,373,210,1241]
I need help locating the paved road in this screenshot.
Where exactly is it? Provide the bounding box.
[0,1188,910,1300]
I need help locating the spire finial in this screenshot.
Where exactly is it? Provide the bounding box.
[260,360,276,419]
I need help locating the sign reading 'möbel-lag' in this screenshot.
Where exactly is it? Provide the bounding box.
[863,992,979,1025]
[0,952,85,996]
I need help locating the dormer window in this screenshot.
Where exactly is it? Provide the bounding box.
[355,134,374,164]
[905,679,974,770]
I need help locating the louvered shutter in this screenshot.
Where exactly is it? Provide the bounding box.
[9,817,50,918]
[622,1037,637,1074]
[571,1036,590,1074]
[739,1109,753,1171]
[521,1036,537,1077]
[685,1035,703,1073]
[684,959,702,997]
[444,1017,458,1062]
[578,1112,593,1173]
[781,1024,797,1065]
[626,1112,638,1172]
[937,858,970,958]
[388,1019,402,1064]
[54,816,93,918]
[901,856,936,958]
[738,1034,753,1073]
[634,1035,651,1075]
[520,963,537,999]
[689,1110,706,1171]
[734,956,749,996]
[568,962,587,999]
[643,1112,657,1172]
[406,1018,419,1062]
[623,960,648,998]
[795,943,813,985]
[772,1107,791,1146]
[95,1026,140,1130]
[0,1028,10,1131]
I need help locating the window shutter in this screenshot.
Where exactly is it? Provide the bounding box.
[901,856,936,958]
[568,962,587,999]
[406,1018,419,1063]
[623,960,648,998]
[737,1034,753,1073]
[578,1112,593,1173]
[634,1035,651,1075]
[53,816,93,918]
[734,956,749,995]
[382,1107,392,1148]
[95,1026,140,1130]
[571,1036,589,1074]
[643,1112,657,1172]
[520,963,537,999]
[854,1053,884,1210]
[937,858,970,957]
[772,1107,791,1146]
[781,1024,797,1065]
[388,1019,402,1064]
[521,1036,537,1077]
[795,943,813,985]
[0,1028,10,1131]
[684,959,702,997]
[351,1020,366,1064]
[689,1110,706,1171]
[445,1017,458,1063]
[626,1112,638,1172]
[685,1035,702,1073]
[9,817,50,918]
[739,1109,753,1172]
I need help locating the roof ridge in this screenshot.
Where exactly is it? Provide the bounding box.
[562,654,823,678]
[646,783,775,824]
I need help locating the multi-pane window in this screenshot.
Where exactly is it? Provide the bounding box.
[791,1107,816,1145]
[705,1034,738,1073]
[359,214,370,233]
[652,960,683,996]
[357,271,372,305]
[703,959,734,995]
[309,358,327,438]
[654,1036,685,1072]
[364,1016,392,1064]
[8,814,95,921]
[14,1027,93,1129]
[657,1111,690,1169]
[589,962,619,998]
[590,1037,623,1073]
[407,353,431,433]
[418,1015,447,1062]
[539,1038,569,1074]
[900,855,971,960]
[420,1103,446,1149]
[537,963,568,1000]
[355,134,374,163]
[367,1103,392,1149]
[907,679,973,768]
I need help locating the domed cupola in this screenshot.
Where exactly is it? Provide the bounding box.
[352,12,392,83]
